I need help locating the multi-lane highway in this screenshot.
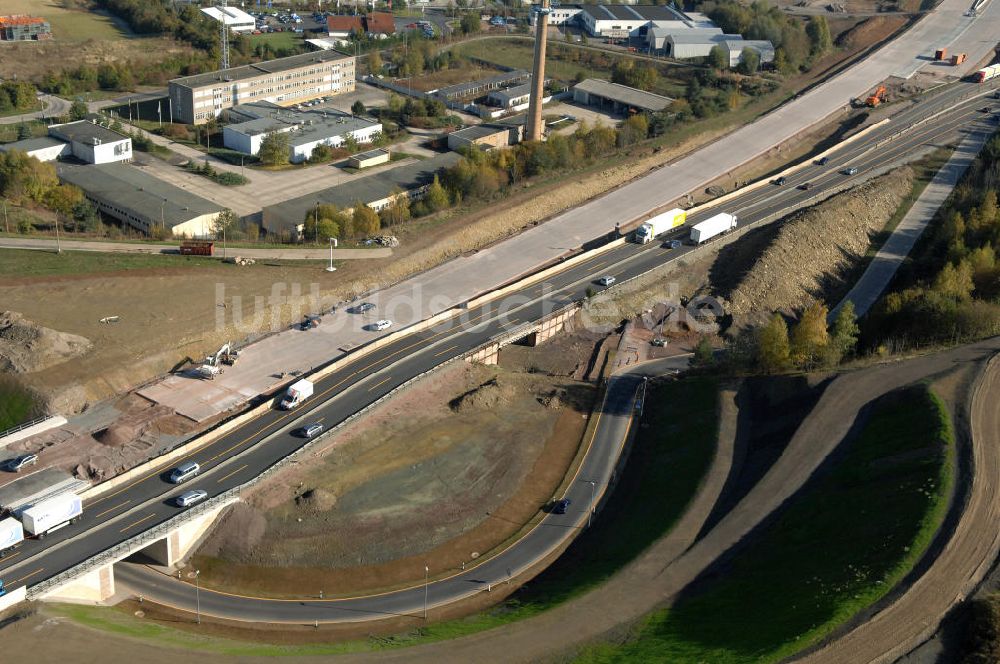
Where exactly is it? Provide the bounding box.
[0,77,996,618]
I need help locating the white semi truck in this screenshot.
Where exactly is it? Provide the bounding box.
[0,517,24,557]
[280,379,314,410]
[690,212,738,244]
[20,492,82,539]
[634,208,687,244]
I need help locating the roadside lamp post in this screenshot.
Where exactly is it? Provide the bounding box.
[195,569,201,625]
[314,200,320,245]
[423,565,429,620]
[326,237,338,272]
[588,480,596,529]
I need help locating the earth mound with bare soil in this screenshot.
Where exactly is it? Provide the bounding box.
[0,311,92,374]
[449,377,516,413]
[722,168,914,327]
[197,503,267,560]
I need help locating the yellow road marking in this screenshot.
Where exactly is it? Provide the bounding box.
[216,464,249,484]
[119,513,157,534]
[0,550,21,564]
[367,376,392,392]
[434,345,458,357]
[94,500,131,520]
[9,567,43,586]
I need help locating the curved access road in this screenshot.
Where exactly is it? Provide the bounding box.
[800,351,1000,664]
[114,356,692,622]
[323,340,1000,663]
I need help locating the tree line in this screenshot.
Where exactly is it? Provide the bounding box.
[0,81,37,115]
[0,150,100,234]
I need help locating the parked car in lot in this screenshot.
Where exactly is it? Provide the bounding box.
[175,489,208,508]
[552,498,572,515]
[298,423,324,439]
[351,302,376,314]
[1,454,37,473]
[169,461,200,484]
[372,319,392,331]
[597,275,616,287]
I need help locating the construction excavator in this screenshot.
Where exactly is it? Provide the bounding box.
[196,343,239,380]
[865,84,887,108]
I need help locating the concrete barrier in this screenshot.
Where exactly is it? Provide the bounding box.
[0,416,68,448]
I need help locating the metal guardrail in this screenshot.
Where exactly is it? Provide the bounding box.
[0,415,55,442]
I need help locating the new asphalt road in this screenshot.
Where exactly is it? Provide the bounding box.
[0,77,995,615]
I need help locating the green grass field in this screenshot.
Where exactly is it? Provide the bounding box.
[248,31,303,51]
[578,384,955,664]
[0,376,39,431]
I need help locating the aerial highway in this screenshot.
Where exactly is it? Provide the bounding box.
[0,77,996,620]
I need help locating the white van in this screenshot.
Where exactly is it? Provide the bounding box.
[169,461,200,484]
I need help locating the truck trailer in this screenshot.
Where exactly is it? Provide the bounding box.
[0,517,24,557]
[20,492,82,538]
[690,213,738,244]
[634,208,687,244]
[280,379,314,410]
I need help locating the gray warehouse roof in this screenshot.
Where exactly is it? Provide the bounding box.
[582,4,685,21]
[0,136,66,153]
[56,163,222,229]
[353,148,389,160]
[450,125,512,141]
[170,50,352,90]
[264,152,462,228]
[433,70,532,100]
[49,120,128,146]
[573,79,673,112]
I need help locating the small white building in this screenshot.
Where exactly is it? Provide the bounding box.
[0,136,70,162]
[722,39,776,67]
[223,102,382,163]
[48,120,132,164]
[666,32,740,59]
[488,83,533,109]
[201,6,256,34]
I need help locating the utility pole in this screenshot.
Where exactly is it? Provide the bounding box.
[588,480,596,528]
[3,200,8,234]
[54,214,62,254]
[423,565,429,619]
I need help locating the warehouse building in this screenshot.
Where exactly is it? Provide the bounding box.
[0,15,51,41]
[447,124,523,152]
[647,26,723,52]
[222,101,382,162]
[722,39,776,67]
[433,70,532,101]
[200,6,255,34]
[262,152,461,237]
[168,50,356,125]
[56,163,222,238]
[572,79,673,115]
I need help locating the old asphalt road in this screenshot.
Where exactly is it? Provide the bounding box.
[114,356,692,621]
[0,75,993,605]
[325,340,1000,663]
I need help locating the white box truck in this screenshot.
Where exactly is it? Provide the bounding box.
[690,212,737,244]
[634,208,687,244]
[280,379,314,410]
[21,492,82,538]
[0,517,24,557]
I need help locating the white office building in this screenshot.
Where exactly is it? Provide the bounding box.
[201,6,256,34]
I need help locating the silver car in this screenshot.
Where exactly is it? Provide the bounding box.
[175,489,208,508]
[169,461,200,484]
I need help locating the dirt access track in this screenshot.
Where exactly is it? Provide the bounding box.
[324,339,1000,664]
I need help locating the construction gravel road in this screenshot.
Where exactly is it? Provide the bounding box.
[344,339,1000,664]
[800,349,1000,664]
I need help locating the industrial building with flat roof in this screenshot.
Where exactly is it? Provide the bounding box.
[433,70,532,101]
[0,120,132,164]
[262,152,462,237]
[168,50,356,124]
[200,6,255,33]
[222,101,382,163]
[572,79,673,115]
[0,14,51,41]
[447,124,523,152]
[57,163,222,238]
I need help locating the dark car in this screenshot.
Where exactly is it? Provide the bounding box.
[842,167,858,176]
[663,239,682,250]
[351,302,376,314]
[816,156,830,166]
[774,176,787,186]
[1,454,38,473]
[552,498,572,515]
[982,106,992,113]
[798,182,813,191]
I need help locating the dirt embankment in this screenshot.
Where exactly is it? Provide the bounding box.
[0,311,92,375]
[192,330,601,596]
[717,167,914,328]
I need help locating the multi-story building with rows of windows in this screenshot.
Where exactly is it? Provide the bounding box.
[167,50,356,125]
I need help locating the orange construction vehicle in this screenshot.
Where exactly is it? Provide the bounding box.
[866,85,887,107]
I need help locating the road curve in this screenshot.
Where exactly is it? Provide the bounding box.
[334,340,1000,663]
[800,351,1000,664]
[114,357,690,621]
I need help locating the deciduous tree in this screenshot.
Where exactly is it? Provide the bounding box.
[757,314,791,373]
[790,301,829,368]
